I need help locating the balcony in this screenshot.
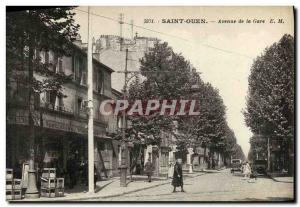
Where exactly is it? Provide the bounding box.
[39,102,74,116]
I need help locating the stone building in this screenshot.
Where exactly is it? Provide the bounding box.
[6,36,125,183]
[92,34,158,92]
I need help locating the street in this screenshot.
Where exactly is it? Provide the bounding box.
[94,169,293,202]
[5,6,295,204]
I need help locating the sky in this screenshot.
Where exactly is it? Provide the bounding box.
[73,6,294,156]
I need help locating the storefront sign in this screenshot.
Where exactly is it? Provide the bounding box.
[7,109,107,138]
[42,113,106,138]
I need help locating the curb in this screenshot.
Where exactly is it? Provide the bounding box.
[266,172,294,183]
[268,176,294,183]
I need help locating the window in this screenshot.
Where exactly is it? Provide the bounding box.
[93,70,98,91]
[44,51,49,64]
[98,71,104,94]
[14,81,28,102]
[73,56,81,82]
[77,97,83,113]
[57,96,64,110]
[81,71,87,86]
[34,92,40,108]
[57,58,63,73]
[45,91,56,109]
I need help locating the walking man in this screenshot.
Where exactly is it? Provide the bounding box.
[172,159,184,193]
[144,158,153,182]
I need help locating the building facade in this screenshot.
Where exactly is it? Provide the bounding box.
[6,39,125,183]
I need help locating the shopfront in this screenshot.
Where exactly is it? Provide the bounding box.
[6,108,119,188]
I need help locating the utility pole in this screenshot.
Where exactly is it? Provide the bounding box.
[119,13,124,51]
[119,48,129,187]
[267,137,271,172]
[87,6,95,193]
[130,20,134,40]
[25,16,39,198]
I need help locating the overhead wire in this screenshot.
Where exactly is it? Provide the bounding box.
[74,8,252,59]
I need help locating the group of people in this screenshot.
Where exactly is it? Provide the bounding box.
[144,158,185,193]
[66,155,98,189]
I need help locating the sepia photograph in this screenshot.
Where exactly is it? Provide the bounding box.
[5,5,295,202]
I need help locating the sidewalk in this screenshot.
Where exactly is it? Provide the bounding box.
[269,176,294,183]
[18,172,206,202]
[267,172,294,183]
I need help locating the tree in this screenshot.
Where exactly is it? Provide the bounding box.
[6,7,79,197]
[247,135,267,162]
[244,34,294,173]
[244,34,294,139]
[120,41,194,145]
[114,41,244,170]
[7,7,79,97]
[231,144,246,161]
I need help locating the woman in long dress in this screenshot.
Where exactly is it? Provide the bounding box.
[144,158,153,182]
[243,162,251,179]
[172,159,184,192]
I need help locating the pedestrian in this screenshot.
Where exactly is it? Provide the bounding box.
[243,161,251,180]
[172,159,184,193]
[81,160,88,186]
[66,154,76,189]
[144,158,153,182]
[94,165,98,188]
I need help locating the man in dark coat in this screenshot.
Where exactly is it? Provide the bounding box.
[172,159,184,192]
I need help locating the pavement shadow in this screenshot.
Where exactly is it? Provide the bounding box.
[129,176,168,182]
[232,173,244,177]
[95,180,114,193]
[240,197,294,202]
[64,179,114,194]
[64,183,88,194]
[265,197,294,201]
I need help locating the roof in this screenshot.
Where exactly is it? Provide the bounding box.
[72,42,115,73]
[112,88,123,98]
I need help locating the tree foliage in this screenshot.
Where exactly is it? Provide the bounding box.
[244,34,294,142]
[116,41,243,161]
[6,7,79,98]
[6,7,80,164]
[247,134,267,162]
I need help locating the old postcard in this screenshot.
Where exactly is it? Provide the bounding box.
[6,6,294,202]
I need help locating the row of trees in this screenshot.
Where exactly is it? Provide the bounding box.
[115,41,245,167]
[244,34,294,173]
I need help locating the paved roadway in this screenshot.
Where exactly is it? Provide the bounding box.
[97,169,294,202]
